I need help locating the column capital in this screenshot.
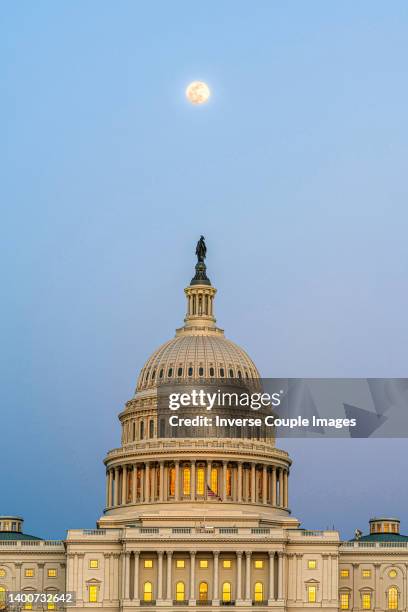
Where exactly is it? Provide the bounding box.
[236,551,244,558]
[167,551,173,557]
[190,551,197,557]
[134,551,140,558]
[157,551,164,557]
[246,551,252,558]
[268,551,275,559]
[277,551,284,558]
[296,553,302,559]
[213,551,220,558]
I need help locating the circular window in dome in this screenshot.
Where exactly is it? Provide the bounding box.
[389,569,397,578]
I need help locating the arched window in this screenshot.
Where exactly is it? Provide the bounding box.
[199,582,208,602]
[140,421,144,440]
[254,582,263,602]
[168,368,173,377]
[209,367,215,377]
[176,582,185,602]
[177,367,183,376]
[196,467,205,496]
[388,587,398,610]
[211,467,218,495]
[220,368,225,377]
[159,419,165,438]
[149,420,154,438]
[199,367,204,376]
[159,369,163,379]
[183,467,191,496]
[0,587,6,610]
[237,370,242,379]
[169,467,176,497]
[222,582,231,602]
[144,582,153,602]
[132,422,136,441]
[229,369,234,378]
[188,367,193,376]
[152,370,156,380]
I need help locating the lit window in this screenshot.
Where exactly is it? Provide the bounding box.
[183,468,191,496]
[362,593,371,609]
[169,467,176,497]
[89,560,99,569]
[340,593,349,610]
[199,582,208,601]
[340,570,349,578]
[176,560,185,569]
[254,560,264,569]
[211,467,218,495]
[222,582,231,603]
[254,582,263,602]
[223,560,232,569]
[143,582,153,602]
[388,587,398,610]
[199,560,208,569]
[226,468,232,497]
[24,604,32,610]
[25,569,35,577]
[362,570,371,578]
[176,582,185,602]
[144,560,153,569]
[48,569,57,577]
[307,585,316,603]
[89,585,98,603]
[0,570,5,577]
[197,468,205,496]
[308,560,317,569]
[389,569,397,578]
[384,523,390,533]
[0,588,6,611]
[47,603,56,610]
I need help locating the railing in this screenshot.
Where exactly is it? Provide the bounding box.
[173,600,189,605]
[83,529,106,535]
[341,541,408,549]
[140,528,159,534]
[220,601,235,606]
[172,528,192,534]
[140,600,156,606]
[251,528,270,535]
[196,600,212,605]
[219,528,238,534]
[253,600,268,606]
[0,540,63,548]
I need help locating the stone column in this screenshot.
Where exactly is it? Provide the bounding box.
[152,462,157,502]
[77,556,84,602]
[268,552,275,603]
[322,555,328,603]
[206,461,212,498]
[175,461,180,501]
[251,464,256,502]
[112,554,120,601]
[15,562,22,593]
[191,461,196,501]
[277,553,284,600]
[133,552,140,602]
[213,551,220,604]
[236,552,243,602]
[189,551,196,604]
[237,462,243,503]
[222,462,228,502]
[330,555,337,604]
[245,552,252,602]
[104,554,110,601]
[132,465,137,504]
[122,465,128,505]
[121,554,126,600]
[124,552,131,600]
[114,467,119,506]
[159,461,165,502]
[271,467,276,506]
[374,563,381,611]
[106,470,110,507]
[157,552,164,601]
[283,470,288,508]
[296,554,302,602]
[144,462,150,503]
[166,552,173,601]
[262,466,267,504]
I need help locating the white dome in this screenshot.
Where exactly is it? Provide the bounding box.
[136,333,260,393]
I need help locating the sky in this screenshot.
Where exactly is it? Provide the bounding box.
[1,1,408,539]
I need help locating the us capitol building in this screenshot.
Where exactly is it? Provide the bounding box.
[1,240,407,612]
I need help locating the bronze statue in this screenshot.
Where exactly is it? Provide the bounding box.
[195,235,207,262]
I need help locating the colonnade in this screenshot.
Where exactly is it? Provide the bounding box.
[105,460,289,510]
[120,550,285,604]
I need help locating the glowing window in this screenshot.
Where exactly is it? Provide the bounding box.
[384,523,390,533]
[226,468,232,497]
[197,467,205,496]
[48,569,57,577]
[340,593,349,609]
[144,560,153,568]
[307,585,316,603]
[169,467,176,497]
[254,560,264,569]
[89,560,99,569]
[211,467,218,495]
[89,586,98,603]
[176,560,185,569]
[362,570,371,578]
[176,582,185,602]
[362,593,371,609]
[388,587,398,610]
[25,569,35,577]
[308,560,317,569]
[223,560,232,569]
[47,603,56,610]
[199,560,208,569]
[389,569,397,578]
[183,468,191,496]
[254,582,263,602]
[340,570,349,578]
[0,588,5,611]
[222,582,231,602]
[0,570,5,577]
[24,605,32,610]
[143,582,153,602]
[199,582,208,601]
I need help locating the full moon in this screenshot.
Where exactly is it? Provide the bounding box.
[186,81,211,105]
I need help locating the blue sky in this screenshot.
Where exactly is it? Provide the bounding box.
[1,1,408,539]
